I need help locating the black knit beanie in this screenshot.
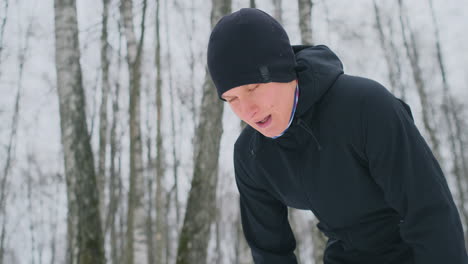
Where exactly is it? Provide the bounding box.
[207,8,297,100]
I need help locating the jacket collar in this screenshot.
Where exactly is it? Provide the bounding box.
[249,45,344,155]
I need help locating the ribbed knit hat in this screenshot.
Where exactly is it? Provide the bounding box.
[207,8,297,100]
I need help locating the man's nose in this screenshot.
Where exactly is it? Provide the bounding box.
[241,97,258,120]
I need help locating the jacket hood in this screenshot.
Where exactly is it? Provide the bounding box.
[247,45,344,154]
[292,45,344,118]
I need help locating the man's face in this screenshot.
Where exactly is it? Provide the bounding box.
[222,80,297,138]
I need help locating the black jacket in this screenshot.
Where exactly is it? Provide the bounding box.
[233,45,468,264]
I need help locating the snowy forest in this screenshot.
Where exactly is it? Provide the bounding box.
[0,0,467,263]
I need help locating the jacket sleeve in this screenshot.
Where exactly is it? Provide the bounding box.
[234,148,298,264]
[363,82,468,263]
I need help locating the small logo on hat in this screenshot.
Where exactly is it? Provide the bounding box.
[259,66,271,82]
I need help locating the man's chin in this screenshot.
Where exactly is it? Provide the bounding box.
[257,128,280,138]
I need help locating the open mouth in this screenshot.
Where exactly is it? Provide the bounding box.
[256,115,272,128]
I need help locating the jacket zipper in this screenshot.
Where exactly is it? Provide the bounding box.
[295,118,333,231]
[297,118,323,151]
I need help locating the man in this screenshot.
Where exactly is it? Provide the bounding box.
[207,8,468,264]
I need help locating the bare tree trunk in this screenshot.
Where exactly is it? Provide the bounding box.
[288,208,302,264]
[65,165,78,264]
[50,180,59,264]
[249,0,256,8]
[163,0,180,232]
[311,218,326,264]
[427,0,468,246]
[98,0,111,231]
[397,0,441,162]
[53,0,105,263]
[26,160,37,264]
[108,79,121,264]
[187,0,198,129]
[233,211,250,264]
[120,0,148,263]
[373,1,400,95]
[154,0,167,263]
[145,87,156,264]
[164,191,172,264]
[0,4,27,262]
[104,17,124,264]
[272,0,282,24]
[175,0,230,263]
[297,0,313,45]
[0,0,9,78]
[215,203,222,264]
[0,222,4,264]
[118,165,125,264]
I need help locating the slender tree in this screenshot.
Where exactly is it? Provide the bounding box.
[427,0,468,246]
[298,0,313,45]
[120,0,148,262]
[397,0,441,161]
[233,210,250,264]
[373,1,400,95]
[175,0,230,263]
[145,86,156,264]
[154,0,168,263]
[26,155,38,264]
[105,16,124,264]
[311,218,326,264]
[0,3,25,261]
[0,0,9,78]
[53,0,105,263]
[98,0,111,230]
[272,0,282,24]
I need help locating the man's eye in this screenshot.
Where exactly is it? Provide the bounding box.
[249,84,259,92]
[228,97,238,103]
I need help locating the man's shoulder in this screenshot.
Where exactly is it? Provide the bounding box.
[330,74,399,113]
[335,74,388,96]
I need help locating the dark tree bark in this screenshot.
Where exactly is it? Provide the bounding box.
[53,0,105,263]
[175,0,230,263]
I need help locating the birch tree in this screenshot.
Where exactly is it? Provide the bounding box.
[234,212,250,264]
[272,0,282,24]
[175,0,230,263]
[428,0,468,246]
[0,4,17,262]
[98,0,111,230]
[105,17,124,264]
[53,0,105,263]
[119,0,148,262]
[397,0,441,161]
[372,1,405,98]
[153,0,169,263]
[298,0,313,45]
[0,0,9,78]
